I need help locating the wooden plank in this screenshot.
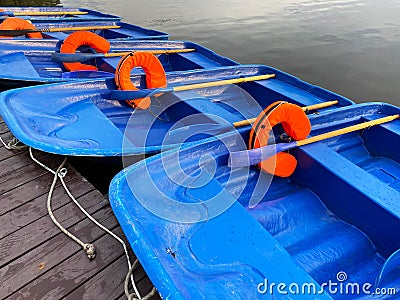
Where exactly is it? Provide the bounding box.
[0,189,103,267]
[0,117,158,298]
[135,275,160,300]
[0,164,80,216]
[0,176,93,239]
[0,146,24,162]
[64,255,128,300]
[9,228,127,299]
[0,152,62,194]
[0,121,9,134]
[64,240,149,300]
[0,205,119,299]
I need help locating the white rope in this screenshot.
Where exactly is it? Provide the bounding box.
[0,136,28,150]
[29,147,96,259]
[28,147,141,298]
[125,259,156,300]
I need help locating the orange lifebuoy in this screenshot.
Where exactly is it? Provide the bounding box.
[60,31,110,71]
[115,52,167,109]
[249,101,311,177]
[0,17,42,38]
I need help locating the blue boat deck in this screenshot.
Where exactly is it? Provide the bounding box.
[0,117,159,299]
[246,177,385,287]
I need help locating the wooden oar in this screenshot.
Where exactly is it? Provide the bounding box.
[51,48,196,62]
[228,114,400,167]
[110,74,276,101]
[0,11,88,16]
[0,25,121,37]
[166,101,340,141]
[233,100,339,128]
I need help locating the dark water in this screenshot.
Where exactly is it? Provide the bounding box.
[59,0,400,106]
[1,0,399,105]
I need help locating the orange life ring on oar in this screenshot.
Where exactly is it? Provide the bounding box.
[60,31,110,71]
[249,101,311,177]
[0,17,42,38]
[115,52,167,109]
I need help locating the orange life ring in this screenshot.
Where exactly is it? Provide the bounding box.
[60,31,110,71]
[115,52,167,109]
[0,17,42,38]
[249,101,311,177]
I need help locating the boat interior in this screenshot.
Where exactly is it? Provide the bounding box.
[112,102,400,298]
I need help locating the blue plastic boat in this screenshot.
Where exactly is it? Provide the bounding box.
[0,65,353,156]
[0,7,120,22]
[0,39,237,88]
[109,102,400,299]
[0,20,169,41]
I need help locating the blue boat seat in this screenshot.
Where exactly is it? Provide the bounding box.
[253,79,334,107]
[246,181,384,286]
[293,142,400,257]
[53,97,129,151]
[0,52,40,78]
[98,52,230,74]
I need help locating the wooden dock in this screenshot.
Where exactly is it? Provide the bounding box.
[0,117,158,299]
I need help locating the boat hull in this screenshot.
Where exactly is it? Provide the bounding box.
[109,102,400,299]
[0,65,353,157]
[0,7,120,22]
[0,39,238,87]
[0,21,169,41]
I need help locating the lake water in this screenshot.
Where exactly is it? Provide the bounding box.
[0,0,399,105]
[56,0,400,106]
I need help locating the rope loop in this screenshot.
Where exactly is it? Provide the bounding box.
[59,167,68,178]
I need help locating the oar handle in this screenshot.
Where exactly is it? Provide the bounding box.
[297,114,399,146]
[233,100,339,128]
[110,74,275,101]
[229,114,400,168]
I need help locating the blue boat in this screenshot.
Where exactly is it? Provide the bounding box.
[0,7,120,22]
[0,20,169,41]
[0,39,237,88]
[0,65,353,156]
[109,102,400,299]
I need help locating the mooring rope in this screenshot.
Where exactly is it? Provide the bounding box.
[28,147,143,299]
[29,147,97,259]
[0,136,28,150]
[1,131,148,299]
[125,259,157,300]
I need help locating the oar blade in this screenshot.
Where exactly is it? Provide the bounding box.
[228,142,297,168]
[0,11,14,17]
[110,88,172,101]
[51,52,104,62]
[0,29,38,36]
